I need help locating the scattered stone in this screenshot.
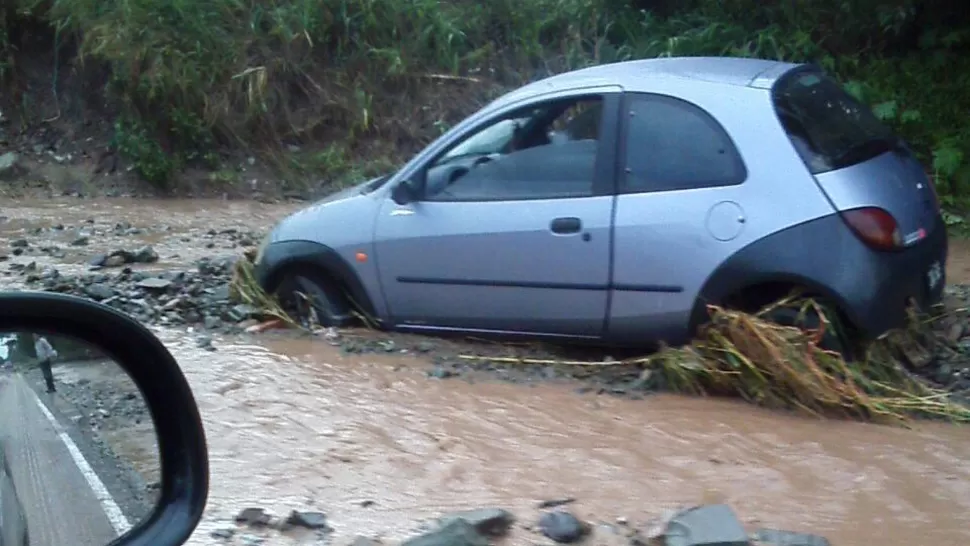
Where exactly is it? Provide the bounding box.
[235,507,272,527]
[439,508,515,537]
[538,511,589,544]
[402,518,489,546]
[538,498,577,509]
[211,528,235,540]
[0,152,24,179]
[750,529,830,546]
[662,504,749,546]
[85,283,115,301]
[90,246,161,268]
[136,277,173,290]
[284,510,331,530]
[133,245,160,263]
[239,534,265,546]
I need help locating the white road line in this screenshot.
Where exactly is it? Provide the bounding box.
[27,388,132,536]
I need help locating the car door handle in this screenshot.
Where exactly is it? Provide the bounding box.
[550,217,582,234]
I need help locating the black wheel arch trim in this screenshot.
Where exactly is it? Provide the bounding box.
[0,291,208,546]
[255,240,379,318]
[689,215,864,334]
[690,270,854,333]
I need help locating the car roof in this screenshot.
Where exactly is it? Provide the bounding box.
[493,56,802,107]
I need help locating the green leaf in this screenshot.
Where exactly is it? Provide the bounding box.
[843,80,866,102]
[872,100,898,121]
[900,109,921,123]
[932,145,965,178]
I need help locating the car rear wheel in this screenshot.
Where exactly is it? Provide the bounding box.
[274,268,353,328]
[761,303,853,359]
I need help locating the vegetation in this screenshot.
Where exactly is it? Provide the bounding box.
[1,0,969,208]
[650,300,969,425]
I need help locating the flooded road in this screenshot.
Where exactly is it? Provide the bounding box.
[3,199,970,545]
[159,332,970,545]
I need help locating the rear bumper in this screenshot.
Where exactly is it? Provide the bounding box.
[845,215,948,337]
[697,212,948,343]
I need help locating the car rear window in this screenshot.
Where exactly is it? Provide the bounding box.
[773,70,898,174]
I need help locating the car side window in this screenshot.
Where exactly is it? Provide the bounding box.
[621,93,746,194]
[422,96,604,202]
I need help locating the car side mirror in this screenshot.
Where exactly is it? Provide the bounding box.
[0,291,208,546]
[391,180,419,205]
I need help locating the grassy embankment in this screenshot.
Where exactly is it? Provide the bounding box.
[1,0,969,212]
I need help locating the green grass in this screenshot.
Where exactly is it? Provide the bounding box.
[2,0,969,210]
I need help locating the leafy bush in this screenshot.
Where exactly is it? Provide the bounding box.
[1,0,969,207]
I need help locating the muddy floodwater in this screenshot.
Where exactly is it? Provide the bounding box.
[3,199,970,545]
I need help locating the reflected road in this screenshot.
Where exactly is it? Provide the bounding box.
[0,374,127,546]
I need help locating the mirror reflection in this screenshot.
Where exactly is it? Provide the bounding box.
[0,331,160,546]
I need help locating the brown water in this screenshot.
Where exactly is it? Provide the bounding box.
[4,199,970,545]
[164,333,970,545]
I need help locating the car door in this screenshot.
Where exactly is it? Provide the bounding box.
[607,91,750,345]
[373,91,622,338]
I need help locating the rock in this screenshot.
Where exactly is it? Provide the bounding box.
[235,507,272,527]
[210,528,235,540]
[133,245,160,263]
[0,152,22,179]
[85,283,115,301]
[751,529,830,545]
[71,236,90,246]
[663,504,749,546]
[210,284,231,301]
[104,254,128,267]
[538,511,589,543]
[204,316,222,329]
[537,498,577,509]
[402,518,489,546]
[350,537,382,546]
[229,303,257,321]
[136,277,173,290]
[9,239,28,248]
[439,508,515,537]
[946,322,965,344]
[284,510,331,530]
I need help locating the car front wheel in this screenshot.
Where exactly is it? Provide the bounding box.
[275,269,353,328]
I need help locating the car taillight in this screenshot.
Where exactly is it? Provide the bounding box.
[840,207,903,251]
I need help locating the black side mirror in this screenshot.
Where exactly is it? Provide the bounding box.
[391,180,418,205]
[0,291,208,546]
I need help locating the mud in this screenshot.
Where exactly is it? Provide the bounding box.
[1,198,970,546]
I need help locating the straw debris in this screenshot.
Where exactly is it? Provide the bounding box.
[229,256,301,330]
[648,298,968,425]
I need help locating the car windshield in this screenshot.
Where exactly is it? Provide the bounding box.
[774,71,898,174]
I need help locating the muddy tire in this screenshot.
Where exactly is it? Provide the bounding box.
[762,303,852,359]
[275,268,353,328]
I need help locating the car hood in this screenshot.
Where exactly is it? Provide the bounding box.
[270,176,386,244]
[312,178,373,205]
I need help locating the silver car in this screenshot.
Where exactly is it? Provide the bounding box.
[254,56,947,350]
